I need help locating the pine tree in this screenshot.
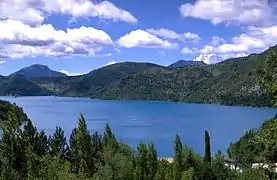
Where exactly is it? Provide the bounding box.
[135,142,148,180]
[103,124,118,150]
[204,130,211,163]
[69,127,79,174]
[49,126,68,158]
[35,130,49,156]
[91,131,103,169]
[0,106,26,178]
[174,134,183,180]
[147,142,157,180]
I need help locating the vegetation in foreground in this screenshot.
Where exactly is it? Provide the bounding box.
[0,101,276,180]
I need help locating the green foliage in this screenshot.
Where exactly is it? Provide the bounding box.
[0,102,276,180]
[49,126,68,158]
[260,51,277,106]
[228,115,277,167]
[204,130,211,163]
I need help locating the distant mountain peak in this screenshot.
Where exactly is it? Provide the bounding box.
[11,64,67,78]
[168,60,206,68]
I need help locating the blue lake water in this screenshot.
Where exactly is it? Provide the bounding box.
[0,96,276,157]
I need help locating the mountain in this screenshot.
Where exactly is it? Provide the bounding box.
[168,60,206,68]
[0,75,52,96]
[87,46,277,106]
[33,62,164,97]
[11,64,67,78]
[2,45,277,106]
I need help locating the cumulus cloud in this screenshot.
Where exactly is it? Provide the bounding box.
[117,29,178,49]
[0,0,137,26]
[59,69,83,76]
[179,0,276,26]
[146,28,201,41]
[192,25,277,64]
[0,20,113,58]
[106,61,117,66]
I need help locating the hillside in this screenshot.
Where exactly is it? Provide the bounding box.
[33,62,164,97]
[1,46,276,106]
[11,64,67,78]
[168,60,206,68]
[89,47,277,106]
[0,75,52,96]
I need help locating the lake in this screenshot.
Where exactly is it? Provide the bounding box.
[0,96,276,157]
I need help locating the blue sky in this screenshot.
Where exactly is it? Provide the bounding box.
[0,0,277,76]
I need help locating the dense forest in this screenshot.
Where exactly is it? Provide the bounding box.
[1,45,277,107]
[0,51,276,179]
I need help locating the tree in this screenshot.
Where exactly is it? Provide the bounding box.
[49,126,68,159]
[103,124,118,150]
[147,142,157,180]
[181,167,195,180]
[135,142,148,180]
[68,127,79,174]
[204,130,211,163]
[73,114,94,176]
[260,51,277,106]
[174,134,183,180]
[0,106,26,178]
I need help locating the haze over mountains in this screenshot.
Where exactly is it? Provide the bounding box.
[1,45,276,106]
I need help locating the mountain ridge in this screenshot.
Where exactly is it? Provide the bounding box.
[168,60,206,68]
[1,45,277,106]
[11,64,67,78]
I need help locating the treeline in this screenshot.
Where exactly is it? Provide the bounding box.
[0,104,275,180]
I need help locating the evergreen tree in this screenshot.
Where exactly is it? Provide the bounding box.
[75,114,94,176]
[147,142,157,180]
[135,142,149,180]
[91,131,103,173]
[103,124,118,150]
[0,106,26,178]
[34,130,49,156]
[204,130,211,163]
[49,126,68,159]
[174,134,183,180]
[69,127,79,174]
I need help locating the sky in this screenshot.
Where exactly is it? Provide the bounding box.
[0,0,277,76]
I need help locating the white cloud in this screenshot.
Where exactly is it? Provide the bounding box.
[146,28,201,41]
[0,60,5,64]
[183,32,201,41]
[59,69,83,76]
[181,47,195,54]
[179,0,276,26]
[211,36,225,46]
[0,0,137,26]
[192,24,277,64]
[106,61,117,66]
[117,29,178,49]
[0,20,113,59]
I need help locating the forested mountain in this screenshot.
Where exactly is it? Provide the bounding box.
[1,45,277,106]
[0,75,51,96]
[168,60,206,68]
[11,64,67,78]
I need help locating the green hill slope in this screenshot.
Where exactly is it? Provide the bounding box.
[2,45,276,106]
[0,75,51,96]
